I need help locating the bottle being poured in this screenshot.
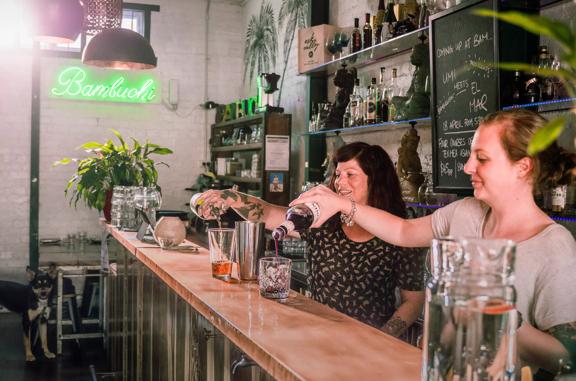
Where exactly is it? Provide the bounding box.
[272,202,321,241]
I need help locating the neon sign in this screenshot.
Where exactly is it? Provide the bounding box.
[50,66,158,104]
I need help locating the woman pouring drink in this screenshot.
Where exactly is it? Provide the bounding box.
[196,142,425,338]
[294,109,576,375]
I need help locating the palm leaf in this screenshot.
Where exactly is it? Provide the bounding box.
[243,1,278,84]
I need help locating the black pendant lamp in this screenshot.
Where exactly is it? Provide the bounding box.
[82,28,157,70]
[30,0,84,44]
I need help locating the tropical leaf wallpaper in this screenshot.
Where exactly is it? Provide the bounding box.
[243,0,309,107]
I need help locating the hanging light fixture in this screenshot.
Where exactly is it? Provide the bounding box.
[82,28,157,69]
[83,0,122,36]
[81,0,157,69]
[29,0,84,44]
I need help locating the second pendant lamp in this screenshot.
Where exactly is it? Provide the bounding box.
[82,28,157,70]
[81,0,157,70]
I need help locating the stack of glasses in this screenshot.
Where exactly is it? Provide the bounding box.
[110,186,141,231]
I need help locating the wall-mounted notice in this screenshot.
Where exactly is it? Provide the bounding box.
[265,135,290,171]
[430,0,498,193]
[49,66,160,104]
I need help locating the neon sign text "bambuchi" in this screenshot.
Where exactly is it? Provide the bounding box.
[50,66,157,103]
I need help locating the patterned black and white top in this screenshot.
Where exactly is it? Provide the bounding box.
[300,224,425,329]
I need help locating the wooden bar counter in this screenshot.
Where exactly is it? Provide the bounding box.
[107,228,422,381]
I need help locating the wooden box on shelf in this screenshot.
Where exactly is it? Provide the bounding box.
[298,24,337,74]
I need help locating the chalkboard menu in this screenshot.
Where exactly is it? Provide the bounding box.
[430,0,499,193]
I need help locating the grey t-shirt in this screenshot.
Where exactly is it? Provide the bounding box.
[431,197,576,330]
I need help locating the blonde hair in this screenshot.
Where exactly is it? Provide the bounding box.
[481,109,575,193]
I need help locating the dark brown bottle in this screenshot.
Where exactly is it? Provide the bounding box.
[510,70,523,106]
[352,18,362,53]
[363,13,372,49]
[379,67,389,122]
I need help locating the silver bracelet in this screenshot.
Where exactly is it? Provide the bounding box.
[340,198,357,227]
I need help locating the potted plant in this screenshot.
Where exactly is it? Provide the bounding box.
[476,9,576,158]
[54,129,173,220]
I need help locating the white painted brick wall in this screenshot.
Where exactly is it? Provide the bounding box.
[0,51,33,272]
[0,0,244,275]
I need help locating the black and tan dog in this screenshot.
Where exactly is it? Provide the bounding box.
[0,267,56,361]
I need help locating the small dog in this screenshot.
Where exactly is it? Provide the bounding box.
[0,267,56,361]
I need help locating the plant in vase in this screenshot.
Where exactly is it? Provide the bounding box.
[54,129,173,221]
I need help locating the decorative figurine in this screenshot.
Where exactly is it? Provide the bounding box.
[323,64,357,130]
[396,125,425,202]
[395,35,430,120]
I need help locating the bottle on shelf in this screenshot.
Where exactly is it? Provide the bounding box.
[383,0,397,40]
[352,18,362,53]
[395,0,407,23]
[366,77,379,124]
[538,45,554,101]
[379,67,389,122]
[350,78,363,126]
[363,13,373,49]
[387,68,399,121]
[272,202,321,241]
[375,0,386,44]
[524,56,541,104]
[371,15,380,45]
[550,54,568,100]
[509,70,523,106]
[551,184,567,213]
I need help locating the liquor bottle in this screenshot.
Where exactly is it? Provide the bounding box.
[509,70,523,106]
[375,0,386,44]
[350,78,363,126]
[538,45,554,101]
[524,55,541,104]
[387,68,399,121]
[352,18,362,53]
[272,202,321,241]
[379,67,389,122]
[396,0,407,22]
[363,13,372,49]
[551,184,567,213]
[372,15,380,45]
[366,78,378,124]
[384,1,397,40]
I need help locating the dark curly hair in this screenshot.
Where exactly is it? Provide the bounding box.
[482,109,576,193]
[325,142,406,231]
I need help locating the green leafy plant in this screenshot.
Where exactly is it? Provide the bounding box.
[54,129,173,212]
[475,10,576,155]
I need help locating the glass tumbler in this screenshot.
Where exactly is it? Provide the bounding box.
[208,228,236,281]
[258,257,292,299]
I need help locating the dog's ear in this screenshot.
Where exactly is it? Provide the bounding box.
[26,266,36,282]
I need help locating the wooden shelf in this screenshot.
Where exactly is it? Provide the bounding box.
[212,113,264,129]
[300,27,428,76]
[304,117,431,136]
[212,143,263,152]
[216,175,261,184]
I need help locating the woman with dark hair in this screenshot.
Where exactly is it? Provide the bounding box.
[197,142,425,337]
[294,109,576,374]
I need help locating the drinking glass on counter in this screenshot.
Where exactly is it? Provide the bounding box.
[208,228,236,281]
[258,257,292,299]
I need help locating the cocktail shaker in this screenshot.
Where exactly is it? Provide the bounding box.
[235,221,265,281]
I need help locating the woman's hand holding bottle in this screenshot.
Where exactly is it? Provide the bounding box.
[289,185,351,228]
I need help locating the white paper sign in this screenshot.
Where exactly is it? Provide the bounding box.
[265,135,290,171]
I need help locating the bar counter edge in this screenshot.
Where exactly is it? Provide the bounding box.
[107,227,422,381]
